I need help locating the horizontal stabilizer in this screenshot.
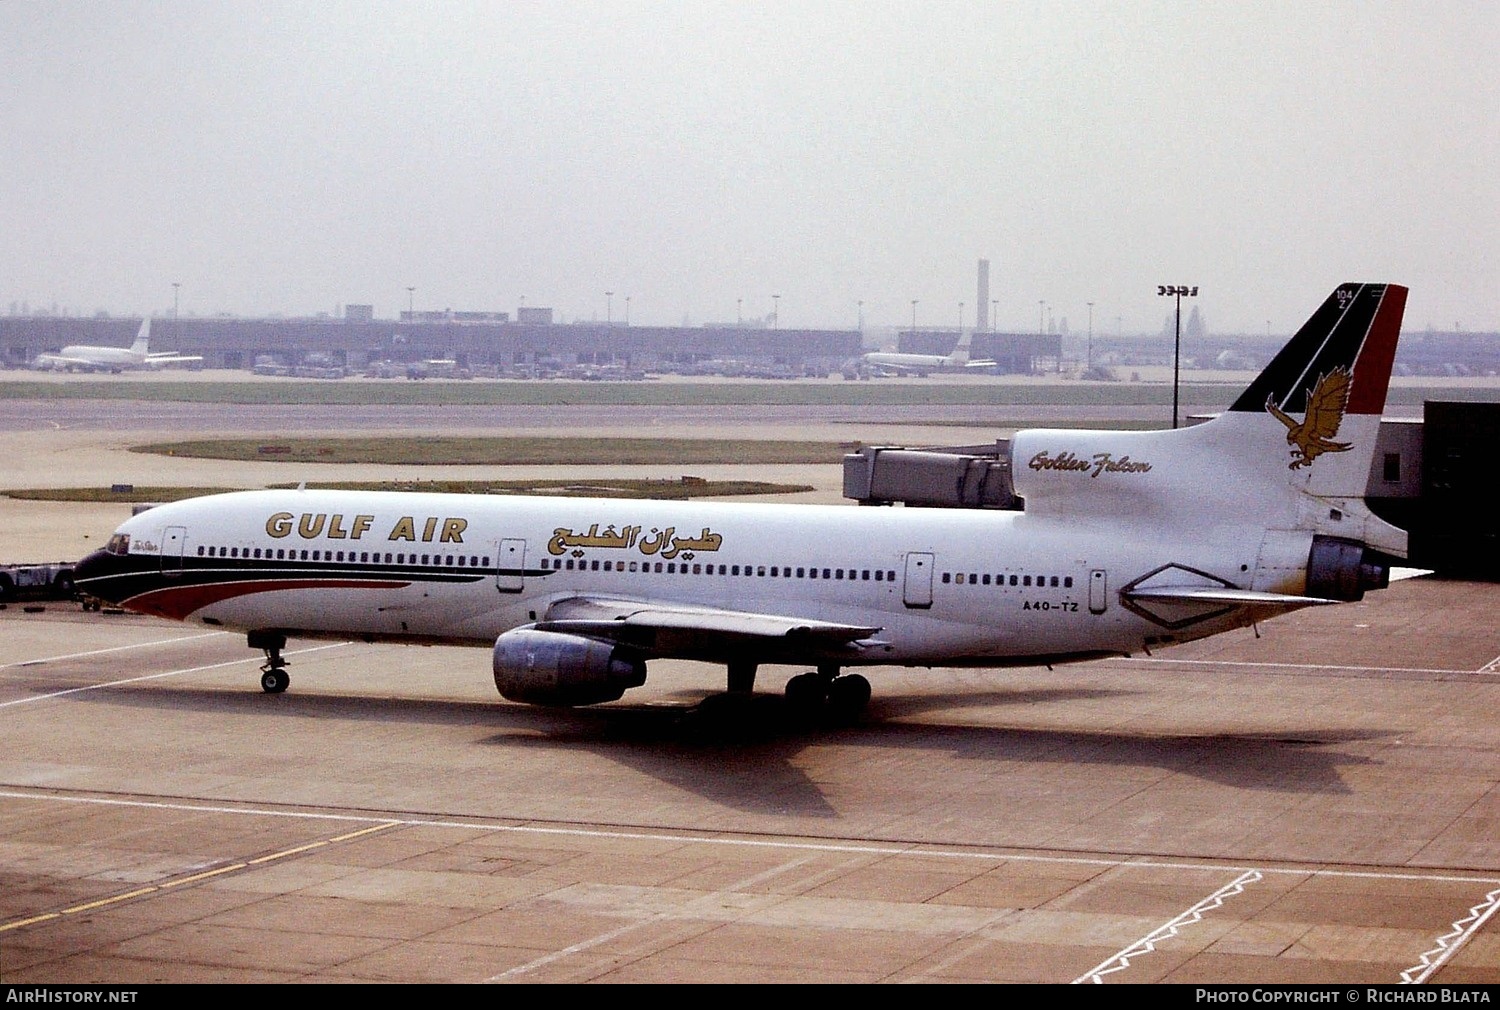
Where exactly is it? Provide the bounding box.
[1123,586,1338,609]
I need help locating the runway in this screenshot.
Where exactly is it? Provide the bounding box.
[2,576,1497,983]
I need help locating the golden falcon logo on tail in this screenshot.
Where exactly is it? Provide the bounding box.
[1265,367,1353,469]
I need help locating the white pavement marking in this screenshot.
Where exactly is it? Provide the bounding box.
[1072,870,1264,984]
[1123,657,1484,677]
[0,642,349,709]
[1401,885,1500,984]
[4,789,1496,889]
[0,631,227,670]
[1479,654,1500,674]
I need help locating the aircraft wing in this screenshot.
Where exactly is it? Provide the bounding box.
[145,354,204,364]
[961,358,998,370]
[536,594,884,662]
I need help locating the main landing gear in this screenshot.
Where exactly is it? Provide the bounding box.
[697,661,869,729]
[248,630,289,693]
[784,664,871,724]
[716,661,871,723]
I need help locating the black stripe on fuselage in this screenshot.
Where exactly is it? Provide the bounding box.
[74,551,548,603]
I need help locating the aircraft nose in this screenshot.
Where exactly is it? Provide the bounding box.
[72,547,124,602]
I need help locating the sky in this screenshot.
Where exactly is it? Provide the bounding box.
[2,2,1495,335]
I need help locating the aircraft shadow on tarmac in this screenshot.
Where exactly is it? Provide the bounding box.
[72,682,1387,817]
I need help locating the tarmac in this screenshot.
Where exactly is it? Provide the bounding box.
[0,394,1496,984]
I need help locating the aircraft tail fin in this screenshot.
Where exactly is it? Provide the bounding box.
[130,318,151,355]
[950,329,972,365]
[1012,283,1409,567]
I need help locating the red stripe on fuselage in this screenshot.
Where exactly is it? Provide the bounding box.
[126,578,411,621]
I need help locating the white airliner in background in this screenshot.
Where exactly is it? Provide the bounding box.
[32,319,203,373]
[862,329,997,376]
[75,284,1410,720]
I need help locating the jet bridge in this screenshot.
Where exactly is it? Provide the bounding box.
[842,442,1020,510]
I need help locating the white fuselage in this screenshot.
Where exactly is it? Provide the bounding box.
[862,351,996,375]
[103,487,1269,666]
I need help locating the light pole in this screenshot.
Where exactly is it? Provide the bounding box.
[991,299,997,333]
[605,291,613,325]
[625,296,630,326]
[911,299,918,334]
[406,286,415,323]
[736,298,742,328]
[1038,300,1045,335]
[772,294,780,330]
[857,300,864,332]
[1086,301,1094,373]
[958,302,964,332]
[1157,284,1198,429]
[171,282,180,328]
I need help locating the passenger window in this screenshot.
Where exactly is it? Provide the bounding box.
[942,573,952,584]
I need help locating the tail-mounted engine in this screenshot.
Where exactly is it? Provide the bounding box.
[1306,535,1392,602]
[492,628,647,706]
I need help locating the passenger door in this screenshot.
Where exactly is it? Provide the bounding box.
[903,552,934,609]
[161,526,187,576]
[496,538,526,593]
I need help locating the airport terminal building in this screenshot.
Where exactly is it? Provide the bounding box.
[0,314,873,376]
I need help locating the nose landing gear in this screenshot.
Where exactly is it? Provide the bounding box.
[248,630,289,693]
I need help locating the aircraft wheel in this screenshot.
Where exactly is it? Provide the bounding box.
[826,674,871,723]
[784,672,827,713]
[260,669,289,694]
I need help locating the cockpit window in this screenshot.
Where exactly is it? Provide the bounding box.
[106,533,131,555]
